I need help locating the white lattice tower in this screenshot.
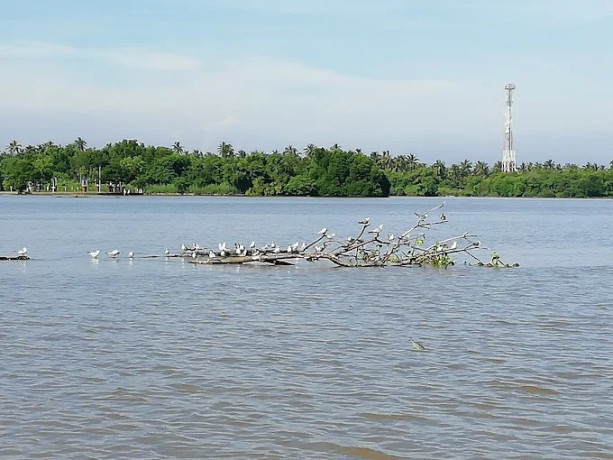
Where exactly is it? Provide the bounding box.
[502,83,517,172]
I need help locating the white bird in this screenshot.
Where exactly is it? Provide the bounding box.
[410,338,426,351]
[218,242,227,252]
[326,233,335,239]
[388,234,395,241]
[300,242,307,251]
[450,241,457,250]
[128,251,134,258]
[292,241,300,250]
[274,246,281,253]
[369,224,383,234]
[192,251,197,259]
[209,250,216,258]
[88,249,101,259]
[250,241,256,248]
[181,243,187,251]
[107,249,120,258]
[358,217,370,225]
[287,245,293,253]
[317,227,327,235]
[17,247,28,256]
[164,248,170,255]
[270,241,276,248]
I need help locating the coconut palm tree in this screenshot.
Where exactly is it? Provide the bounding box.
[474,161,490,176]
[74,137,87,152]
[7,140,21,155]
[432,160,446,178]
[172,141,184,154]
[459,159,473,177]
[304,144,316,157]
[406,153,419,171]
[218,141,234,158]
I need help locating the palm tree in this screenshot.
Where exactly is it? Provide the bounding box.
[432,160,446,178]
[74,137,87,152]
[474,161,490,176]
[283,145,297,156]
[218,141,234,158]
[459,159,473,177]
[406,153,419,171]
[304,144,315,157]
[330,143,341,152]
[7,140,21,155]
[543,159,555,170]
[172,141,184,154]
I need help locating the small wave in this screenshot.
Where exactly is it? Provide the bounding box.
[304,441,403,460]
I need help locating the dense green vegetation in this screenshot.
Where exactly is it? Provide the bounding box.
[1,138,612,198]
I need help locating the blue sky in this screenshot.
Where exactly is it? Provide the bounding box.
[1,0,611,164]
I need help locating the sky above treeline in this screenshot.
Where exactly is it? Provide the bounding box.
[1,0,611,165]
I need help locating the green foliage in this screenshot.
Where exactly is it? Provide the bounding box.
[1,139,612,198]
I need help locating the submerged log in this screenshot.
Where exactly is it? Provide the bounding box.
[0,255,30,261]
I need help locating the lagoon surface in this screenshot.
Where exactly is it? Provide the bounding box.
[1,195,612,459]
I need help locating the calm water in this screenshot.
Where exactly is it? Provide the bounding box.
[1,195,612,459]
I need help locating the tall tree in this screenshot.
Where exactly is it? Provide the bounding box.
[7,140,21,155]
[172,141,184,154]
[74,137,87,152]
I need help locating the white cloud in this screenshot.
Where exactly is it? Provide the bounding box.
[0,41,201,71]
[0,40,611,163]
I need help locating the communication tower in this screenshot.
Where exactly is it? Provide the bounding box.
[502,83,517,172]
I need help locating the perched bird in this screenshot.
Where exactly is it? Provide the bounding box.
[250,241,256,249]
[274,246,281,253]
[218,242,227,252]
[440,213,446,221]
[317,227,327,235]
[410,338,426,351]
[128,251,134,259]
[449,241,457,250]
[270,241,276,248]
[17,247,28,256]
[388,234,395,241]
[88,249,101,259]
[300,242,307,251]
[181,243,187,251]
[107,249,120,258]
[326,233,335,239]
[191,251,197,259]
[368,224,383,234]
[164,248,170,256]
[209,250,216,258]
[358,217,370,225]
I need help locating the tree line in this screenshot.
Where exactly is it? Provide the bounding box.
[1,138,612,198]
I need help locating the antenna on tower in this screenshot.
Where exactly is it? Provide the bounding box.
[502,83,517,172]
